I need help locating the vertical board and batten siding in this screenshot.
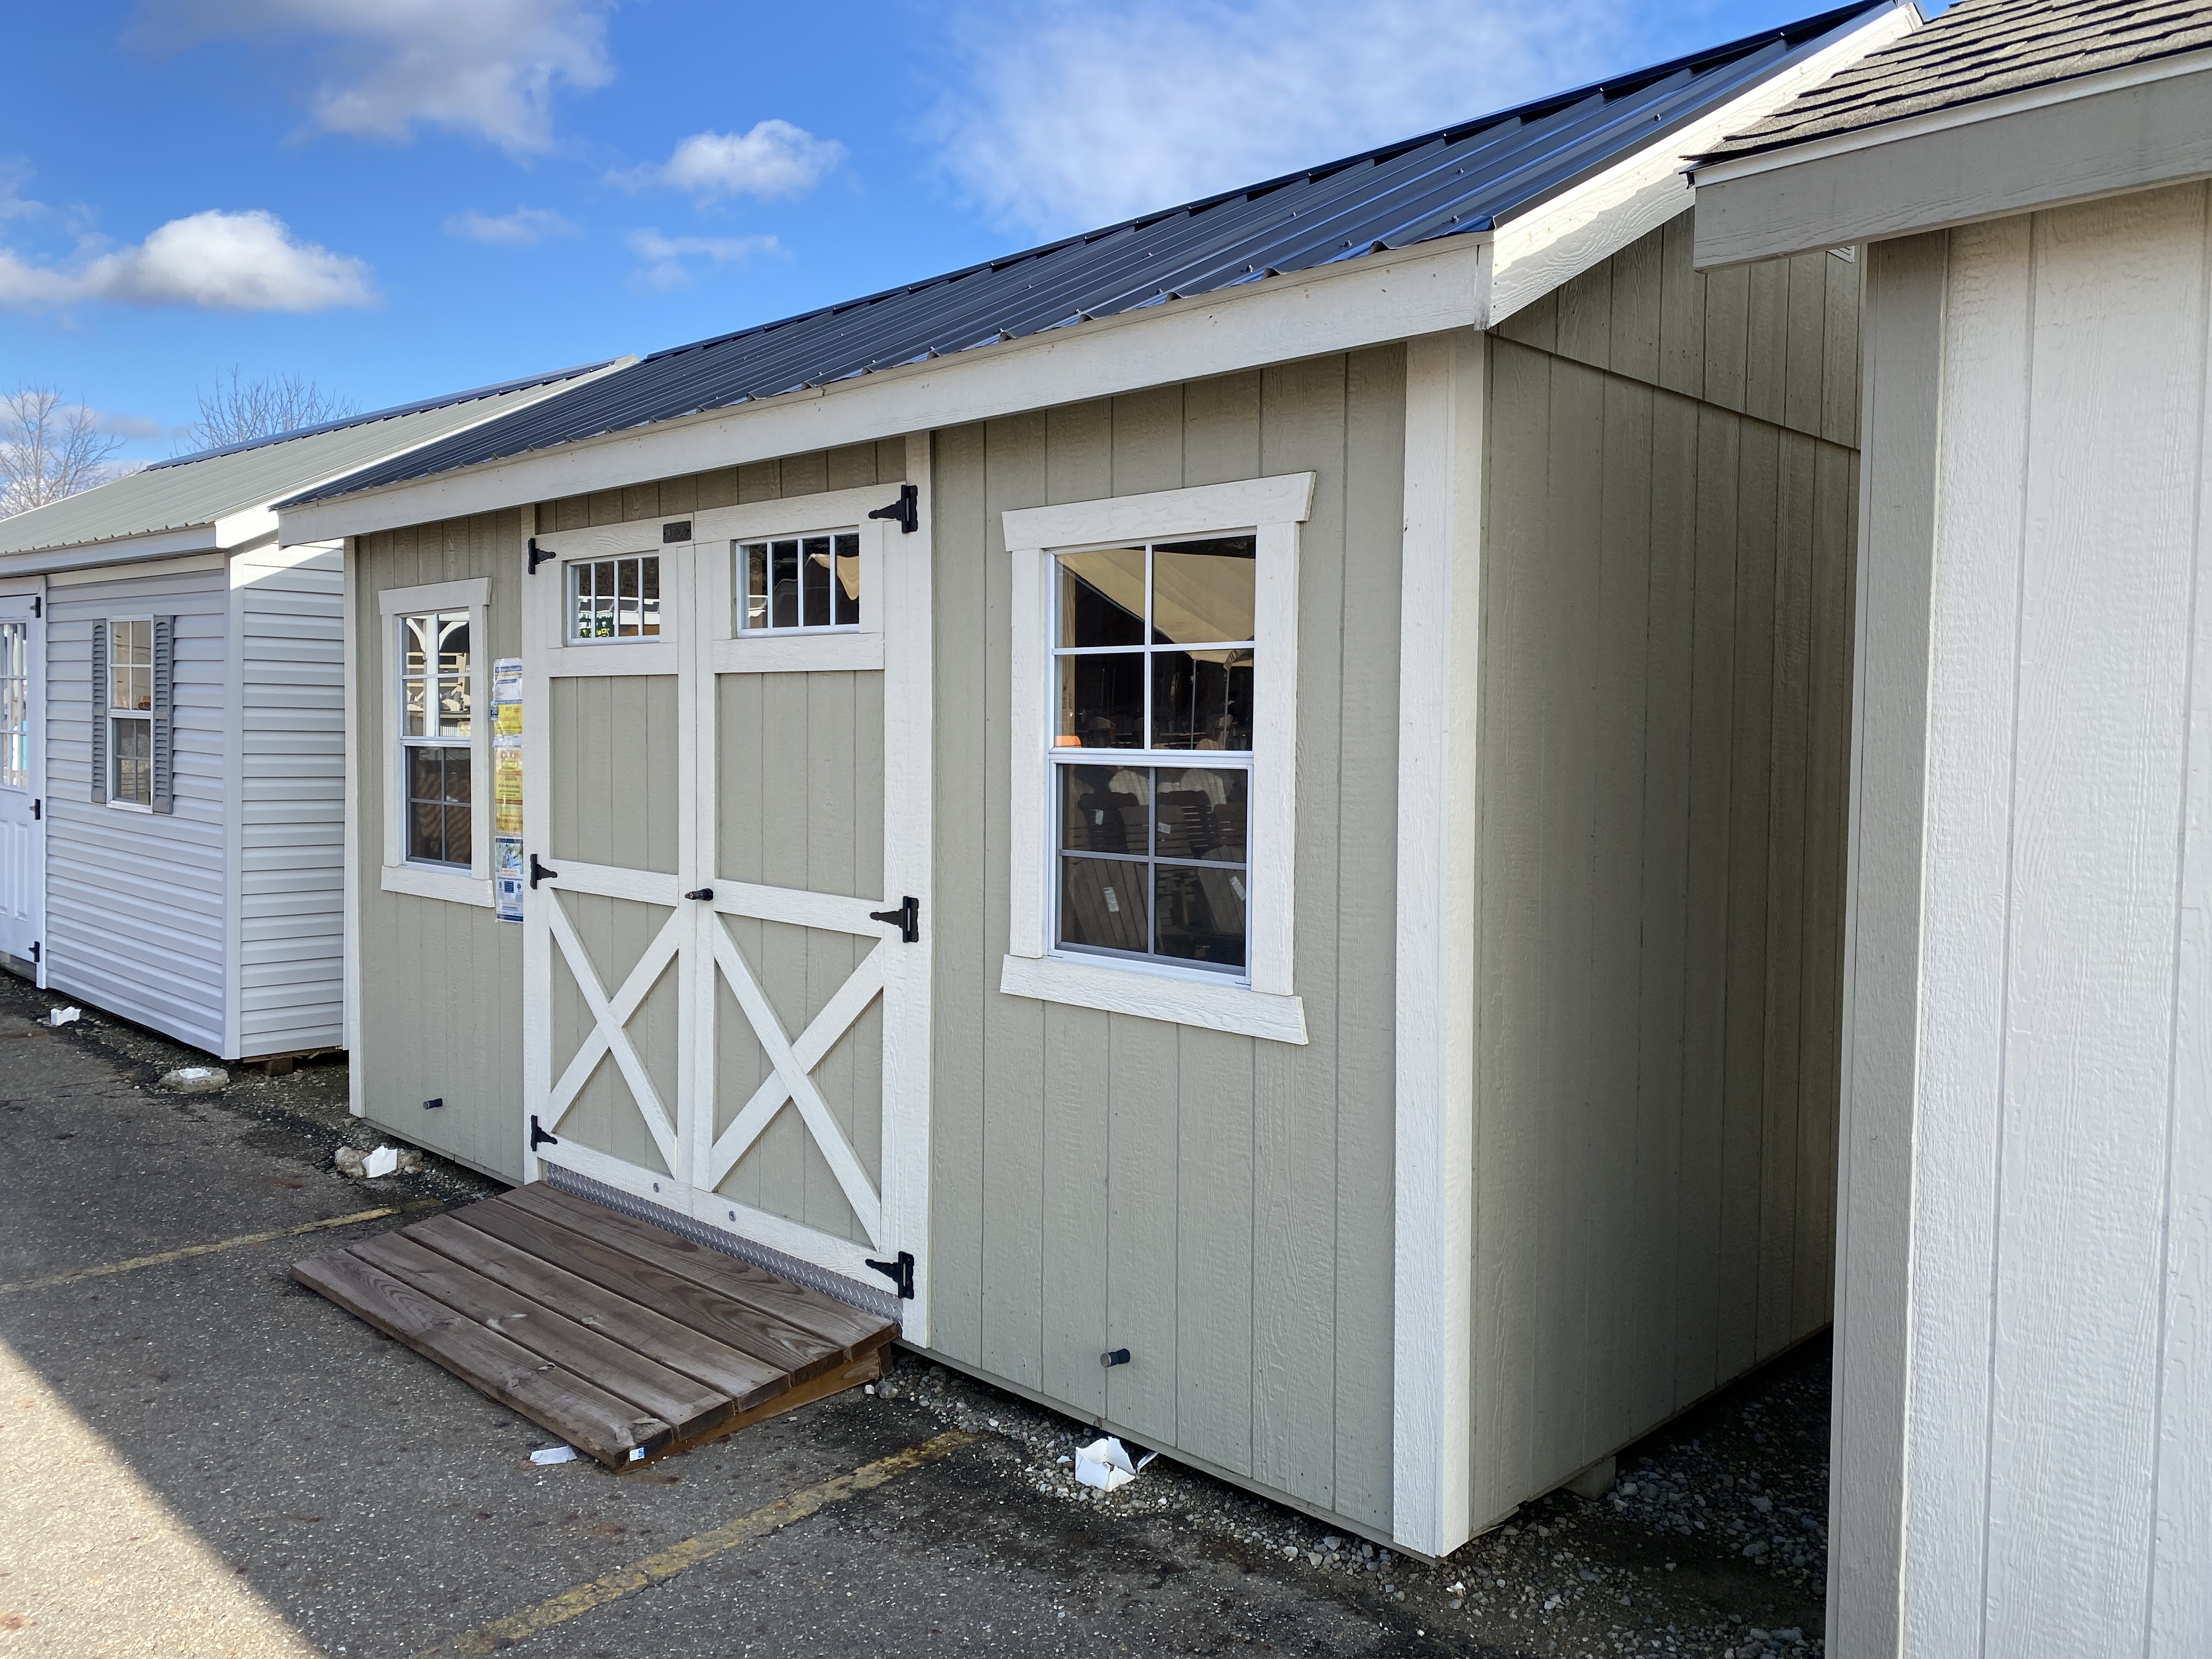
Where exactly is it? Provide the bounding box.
[929,354,1406,1532]
[234,540,347,1055]
[1837,183,2212,1659]
[351,442,906,1181]
[43,563,229,1052]
[1475,211,1859,1525]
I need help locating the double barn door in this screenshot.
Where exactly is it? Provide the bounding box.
[521,474,932,1336]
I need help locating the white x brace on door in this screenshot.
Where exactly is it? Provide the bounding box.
[521,449,934,1338]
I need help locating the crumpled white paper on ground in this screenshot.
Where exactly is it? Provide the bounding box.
[1073,1436,1157,1492]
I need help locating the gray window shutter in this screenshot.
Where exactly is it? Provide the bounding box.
[89,619,108,804]
[151,615,174,815]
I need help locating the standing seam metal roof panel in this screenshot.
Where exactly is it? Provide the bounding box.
[285,0,1894,508]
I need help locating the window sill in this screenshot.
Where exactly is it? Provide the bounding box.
[999,952,1307,1045]
[381,862,493,908]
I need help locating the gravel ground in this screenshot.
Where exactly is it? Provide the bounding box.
[5,970,1837,1657]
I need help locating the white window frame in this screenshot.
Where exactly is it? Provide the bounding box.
[736,528,865,637]
[1000,473,1313,1045]
[106,616,156,814]
[564,551,667,646]
[379,578,492,906]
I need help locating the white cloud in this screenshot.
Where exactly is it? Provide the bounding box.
[0,210,376,312]
[95,410,168,441]
[929,0,1649,235]
[128,0,614,154]
[625,228,782,292]
[445,205,579,246]
[0,160,43,223]
[622,121,846,202]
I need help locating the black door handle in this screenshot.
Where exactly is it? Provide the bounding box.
[529,854,559,888]
[868,895,919,943]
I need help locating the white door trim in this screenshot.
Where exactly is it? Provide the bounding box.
[0,589,46,985]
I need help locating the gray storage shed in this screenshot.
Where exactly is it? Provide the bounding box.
[282,1,1905,1556]
[0,365,623,1058]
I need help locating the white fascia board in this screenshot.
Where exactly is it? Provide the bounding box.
[275,238,1493,544]
[214,506,277,549]
[0,522,221,579]
[1690,44,2212,188]
[1487,0,1918,324]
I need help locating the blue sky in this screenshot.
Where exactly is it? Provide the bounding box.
[5,0,1877,464]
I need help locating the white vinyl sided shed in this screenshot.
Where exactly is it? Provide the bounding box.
[1690,0,2212,1652]
[0,365,624,1060]
[283,0,1906,1557]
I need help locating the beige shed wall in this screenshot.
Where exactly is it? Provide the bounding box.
[927,352,1408,1534]
[1472,212,1859,1526]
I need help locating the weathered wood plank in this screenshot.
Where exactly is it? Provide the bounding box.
[292,1249,672,1467]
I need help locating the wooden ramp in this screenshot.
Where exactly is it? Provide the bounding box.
[294,1183,897,1468]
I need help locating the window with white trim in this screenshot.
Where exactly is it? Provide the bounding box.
[109,618,155,808]
[0,621,27,789]
[738,531,861,631]
[1052,537,1254,972]
[399,610,472,867]
[567,554,662,640]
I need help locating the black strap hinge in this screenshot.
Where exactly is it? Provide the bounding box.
[29,941,40,965]
[865,1250,915,1299]
[30,595,40,618]
[866,483,918,535]
[30,799,38,821]
[684,888,714,901]
[529,854,560,888]
[868,895,919,943]
[530,1115,559,1150]
[528,538,556,575]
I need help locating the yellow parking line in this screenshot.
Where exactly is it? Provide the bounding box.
[0,1200,442,1295]
[413,1429,980,1658]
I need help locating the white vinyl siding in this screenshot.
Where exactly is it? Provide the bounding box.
[235,540,346,1056]
[43,566,228,1053]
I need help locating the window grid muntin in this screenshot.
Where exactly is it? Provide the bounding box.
[398,608,473,868]
[0,621,25,789]
[1049,538,1256,976]
[737,532,861,633]
[567,555,662,641]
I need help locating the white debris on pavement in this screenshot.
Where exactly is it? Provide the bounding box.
[1073,1436,1154,1493]
[529,1446,579,1465]
[157,1065,228,1093]
[47,1007,81,1026]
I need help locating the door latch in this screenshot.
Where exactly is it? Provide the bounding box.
[864,1250,916,1299]
[866,483,919,535]
[868,895,919,943]
[684,888,715,901]
[30,799,38,821]
[527,537,556,575]
[530,1115,560,1150]
[529,854,559,888]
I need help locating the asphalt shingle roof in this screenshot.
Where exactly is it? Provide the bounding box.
[284,1,1894,509]
[1702,0,2212,161]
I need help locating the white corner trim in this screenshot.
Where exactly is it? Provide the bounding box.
[378,576,490,616]
[1002,472,1316,552]
[1390,330,1485,1557]
[999,953,1308,1044]
[343,538,364,1115]
[381,863,494,907]
[1690,41,2212,188]
[1486,0,1917,325]
[1002,475,1305,1015]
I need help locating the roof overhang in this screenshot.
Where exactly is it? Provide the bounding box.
[1690,46,2212,267]
[277,1,1913,546]
[0,509,280,580]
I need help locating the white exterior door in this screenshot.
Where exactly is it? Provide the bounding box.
[522,468,933,1338]
[0,594,43,979]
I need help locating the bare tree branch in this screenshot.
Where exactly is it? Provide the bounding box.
[178,368,358,454]
[0,386,129,518]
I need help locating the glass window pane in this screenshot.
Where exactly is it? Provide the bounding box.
[802,535,832,628]
[568,564,590,639]
[1150,537,1256,644]
[769,540,798,628]
[744,543,768,629]
[1154,865,1246,967]
[1154,768,1247,862]
[443,802,473,867]
[438,616,471,737]
[1059,764,1150,855]
[1150,648,1252,751]
[640,556,661,636]
[833,532,860,626]
[1057,549,1146,648]
[617,557,640,637]
[113,716,151,806]
[590,562,614,636]
[1059,856,1149,955]
[1056,653,1144,748]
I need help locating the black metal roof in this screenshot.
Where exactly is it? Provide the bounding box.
[287,0,1893,508]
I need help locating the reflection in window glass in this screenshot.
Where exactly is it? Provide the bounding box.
[406,743,473,866]
[739,532,861,631]
[1054,762,1248,970]
[399,608,473,867]
[0,622,26,789]
[567,556,662,640]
